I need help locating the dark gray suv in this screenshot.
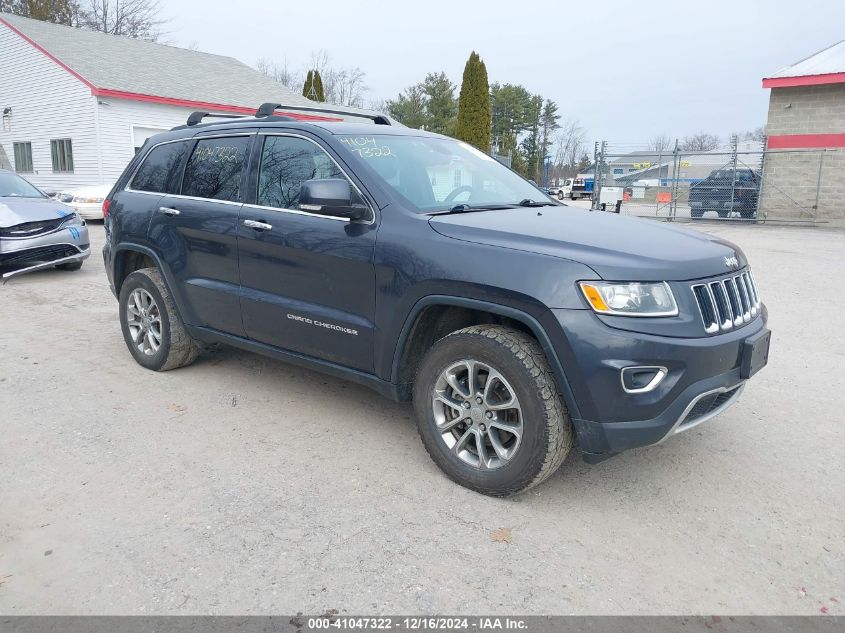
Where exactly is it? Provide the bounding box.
[102,103,771,496]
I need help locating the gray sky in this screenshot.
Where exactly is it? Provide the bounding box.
[163,0,845,145]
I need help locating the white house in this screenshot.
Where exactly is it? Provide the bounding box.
[0,13,379,192]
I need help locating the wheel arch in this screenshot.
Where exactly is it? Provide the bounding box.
[112,243,190,323]
[391,295,581,419]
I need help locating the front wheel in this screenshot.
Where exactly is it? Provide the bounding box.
[413,325,574,496]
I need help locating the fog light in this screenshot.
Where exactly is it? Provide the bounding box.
[621,366,668,394]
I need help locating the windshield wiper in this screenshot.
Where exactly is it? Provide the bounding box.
[517,198,556,207]
[437,203,518,215]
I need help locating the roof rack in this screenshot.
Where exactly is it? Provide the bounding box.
[256,102,391,125]
[186,111,249,127]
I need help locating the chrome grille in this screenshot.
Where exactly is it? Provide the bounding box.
[692,270,761,334]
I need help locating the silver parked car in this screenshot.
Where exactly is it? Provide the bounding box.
[0,170,90,280]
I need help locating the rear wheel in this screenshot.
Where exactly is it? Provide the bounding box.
[118,267,200,371]
[691,208,704,219]
[413,325,573,497]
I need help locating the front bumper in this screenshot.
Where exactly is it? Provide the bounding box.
[0,224,91,280]
[547,305,769,461]
[70,202,104,221]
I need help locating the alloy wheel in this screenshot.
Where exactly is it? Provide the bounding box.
[126,288,162,356]
[431,359,524,470]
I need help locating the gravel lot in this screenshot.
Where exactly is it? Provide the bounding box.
[0,220,842,615]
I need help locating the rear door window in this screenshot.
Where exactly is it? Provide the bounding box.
[131,140,190,193]
[181,136,250,201]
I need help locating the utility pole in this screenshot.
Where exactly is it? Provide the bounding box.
[728,133,738,219]
[592,141,606,211]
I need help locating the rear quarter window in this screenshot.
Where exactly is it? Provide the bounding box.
[181,137,250,201]
[131,141,190,193]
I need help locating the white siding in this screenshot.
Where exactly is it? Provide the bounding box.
[0,21,97,191]
[94,99,200,185]
[0,23,203,190]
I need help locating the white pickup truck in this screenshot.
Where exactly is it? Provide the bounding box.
[557,174,594,201]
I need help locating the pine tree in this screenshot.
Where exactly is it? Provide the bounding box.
[422,72,457,136]
[302,70,326,102]
[5,0,75,25]
[302,70,316,100]
[455,52,491,152]
[312,70,325,102]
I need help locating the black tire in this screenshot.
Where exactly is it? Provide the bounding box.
[557,192,564,200]
[118,267,200,371]
[739,210,756,219]
[691,208,704,219]
[413,325,574,497]
[56,260,83,271]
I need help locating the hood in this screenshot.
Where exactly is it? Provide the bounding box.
[429,206,747,281]
[0,197,77,228]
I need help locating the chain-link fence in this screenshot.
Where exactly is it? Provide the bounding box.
[583,138,844,223]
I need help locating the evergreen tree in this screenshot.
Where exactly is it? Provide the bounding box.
[386,85,428,129]
[4,0,75,25]
[455,52,491,152]
[422,71,457,136]
[312,70,325,102]
[490,83,533,140]
[537,99,560,182]
[302,70,316,100]
[520,94,544,180]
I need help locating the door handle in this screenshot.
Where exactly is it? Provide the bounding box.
[158,207,180,216]
[243,219,273,231]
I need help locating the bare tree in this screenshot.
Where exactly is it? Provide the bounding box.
[648,134,673,153]
[77,0,166,41]
[738,126,766,142]
[553,119,586,178]
[680,132,721,152]
[259,50,368,107]
[328,66,367,108]
[256,57,302,92]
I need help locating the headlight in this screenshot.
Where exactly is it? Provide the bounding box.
[579,281,678,317]
[72,197,104,204]
[59,211,83,226]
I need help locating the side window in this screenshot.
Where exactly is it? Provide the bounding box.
[181,136,249,201]
[257,136,346,209]
[131,141,190,193]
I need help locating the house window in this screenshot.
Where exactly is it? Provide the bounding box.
[50,139,74,172]
[612,168,624,175]
[13,142,33,173]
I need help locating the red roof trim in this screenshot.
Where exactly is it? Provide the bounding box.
[93,89,343,121]
[768,133,845,149]
[762,72,845,88]
[0,16,97,92]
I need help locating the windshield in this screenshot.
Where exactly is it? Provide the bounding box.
[335,134,549,212]
[0,172,45,198]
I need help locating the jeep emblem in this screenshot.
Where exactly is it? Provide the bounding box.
[724,255,739,268]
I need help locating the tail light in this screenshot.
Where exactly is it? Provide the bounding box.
[102,198,111,220]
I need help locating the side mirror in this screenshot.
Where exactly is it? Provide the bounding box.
[299,178,368,221]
